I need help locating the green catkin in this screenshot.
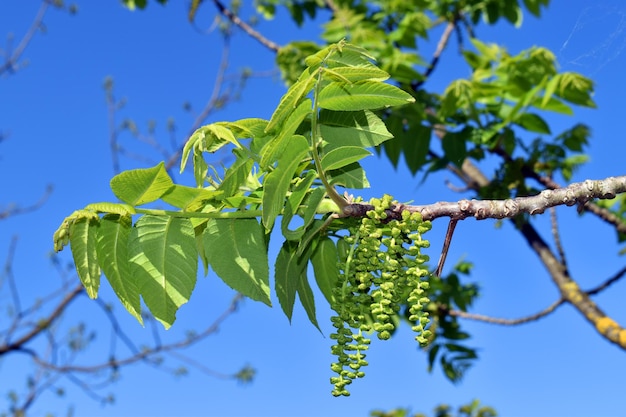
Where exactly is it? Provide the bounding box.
[329,195,432,396]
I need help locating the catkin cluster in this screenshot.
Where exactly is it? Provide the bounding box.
[330,195,432,396]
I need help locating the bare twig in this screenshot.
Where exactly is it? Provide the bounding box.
[30,294,243,374]
[0,185,53,220]
[434,219,458,277]
[449,298,565,325]
[0,1,49,75]
[549,207,568,267]
[0,284,84,355]
[586,266,626,296]
[412,19,456,90]
[210,0,280,52]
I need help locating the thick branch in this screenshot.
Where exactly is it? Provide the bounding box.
[343,176,626,222]
[519,221,626,349]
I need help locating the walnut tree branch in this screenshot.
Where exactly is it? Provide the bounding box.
[343,176,626,223]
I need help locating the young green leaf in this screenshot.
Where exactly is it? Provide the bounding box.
[275,241,302,321]
[262,135,310,230]
[323,66,390,83]
[84,202,136,216]
[318,81,414,111]
[70,218,101,299]
[310,237,339,304]
[96,214,142,324]
[266,75,316,133]
[319,109,393,148]
[281,170,317,240]
[160,185,222,210]
[297,269,321,331]
[327,162,370,189]
[110,162,174,206]
[129,215,198,329]
[203,218,271,305]
[260,99,312,169]
[321,146,372,171]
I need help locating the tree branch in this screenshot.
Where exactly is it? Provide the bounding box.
[448,298,565,325]
[210,0,280,52]
[343,176,626,222]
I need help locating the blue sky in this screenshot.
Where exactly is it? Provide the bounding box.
[2,1,626,416]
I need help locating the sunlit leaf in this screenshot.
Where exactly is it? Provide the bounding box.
[111,162,174,206]
[70,218,101,299]
[96,214,142,324]
[129,216,197,329]
[203,218,271,305]
[321,146,371,171]
[310,237,339,304]
[318,81,414,111]
[262,135,310,230]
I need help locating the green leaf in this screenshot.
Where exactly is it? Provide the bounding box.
[321,146,372,171]
[310,237,339,304]
[203,218,271,305]
[442,131,469,167]
[160,185,221,210]
[322,66,390,83]
[129,216,197,329]
[319,110,393,148]
[516,113,551,134]
[403,124,431,175]
[70,218,101,299]
[327,162,370,189]
[84,202,136,216]
[275,241,302,321]
[96,214,142,324]
[110,162,174,206]
[218,148,256,198]
[318,81,415,111]
[262,135,310,230]
[266,75,316,133]
[260,99,312,169]
[297,269,321,331]
[281,170,317,240]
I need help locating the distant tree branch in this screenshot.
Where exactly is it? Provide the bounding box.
[448,298,565,325]
[0,185,52,220]
[412,18,457,90]
[0,0,49,75]
[210,0,280,52]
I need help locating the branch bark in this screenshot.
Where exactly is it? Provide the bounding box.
[343,176,626,222]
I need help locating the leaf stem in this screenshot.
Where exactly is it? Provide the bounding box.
[310,50,348,212]
[134,208,263,219]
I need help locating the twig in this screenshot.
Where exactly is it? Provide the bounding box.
[586,266,626,296]
[0,0,49,75]
[31,294,243,373]
[434,219,458,277]
[0,185,53,220]
[0,284,84,355]
[165,34,233,171]
[449,298,565,325]
[211,0,280,52]
[549,207,568,267]
[412,19,456,90]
